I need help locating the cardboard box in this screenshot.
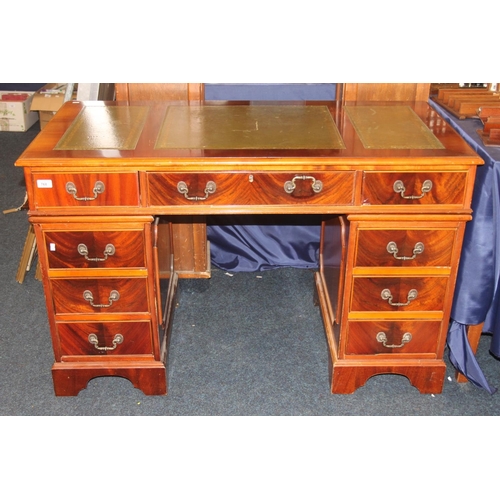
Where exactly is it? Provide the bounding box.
[39,110,57,129]
[0,91,39,131]
[31,83,74,129]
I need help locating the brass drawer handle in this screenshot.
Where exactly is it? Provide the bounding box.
[381,288,418,307]
[284,175,323,194]
[66,180,105,201]
[393,179,432,199]
[177,180,216,201]
[83,289,120,308]
[78,243,115,261]
[88,333,124,351]
[386,241,424,260]
[376,331,412,348]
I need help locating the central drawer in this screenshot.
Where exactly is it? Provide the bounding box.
[146,172,355,206]
[51,278,150,315]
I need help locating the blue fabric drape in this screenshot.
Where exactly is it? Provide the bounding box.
[204,83,336,102]
[448,322,497,393]
[430,100,500,393]
[207,215,321,272]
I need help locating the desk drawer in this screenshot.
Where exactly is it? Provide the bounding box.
[58,321,153,357]
[346,320,441,355]
[31,172,139,209]
[44,230,146,270]
[362,172,467,206]
[51,278,150,314]
[146,172,355,206]
[350,276,448,313]
[355,228,456,268]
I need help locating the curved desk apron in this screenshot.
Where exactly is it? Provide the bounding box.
[430,100,500,393]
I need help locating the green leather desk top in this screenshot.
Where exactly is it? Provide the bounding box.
[155,105,345,150]
[344,105,445,149]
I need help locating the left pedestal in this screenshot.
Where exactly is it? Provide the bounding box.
[31,215,174,397]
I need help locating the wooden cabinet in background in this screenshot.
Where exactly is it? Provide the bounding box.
[114,83,204,103]
[340,83,430,102]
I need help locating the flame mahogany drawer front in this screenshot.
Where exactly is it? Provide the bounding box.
[345,320,442,356]
[50,278,150,315]
[30,172,140,209]
[58,321,154,357]
[44,230,146,269]
[355,228,456,268]
[350,276,449,313]
[362,171,468,206]
[146,172,356,206]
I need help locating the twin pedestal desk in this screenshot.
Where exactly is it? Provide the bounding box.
[16,100,482,396]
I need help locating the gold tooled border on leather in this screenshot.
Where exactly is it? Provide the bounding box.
[54,106,149,150]
[345,105,444,149]
[155,105,346,150]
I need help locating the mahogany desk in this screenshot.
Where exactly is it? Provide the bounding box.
[15,100,482,396]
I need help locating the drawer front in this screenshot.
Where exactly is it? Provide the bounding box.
[51,278,150,314]
[146,172,355,206]
[355,228,456,268]
[31,172,139,209]
[44,230,146,269]
[346,320,441,355]
[362,172,467,206]
[350,276,448,313]
[58,321,153,356]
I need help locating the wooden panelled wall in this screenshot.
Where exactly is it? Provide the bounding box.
[340,83,431,102]
[115,83,204,103]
